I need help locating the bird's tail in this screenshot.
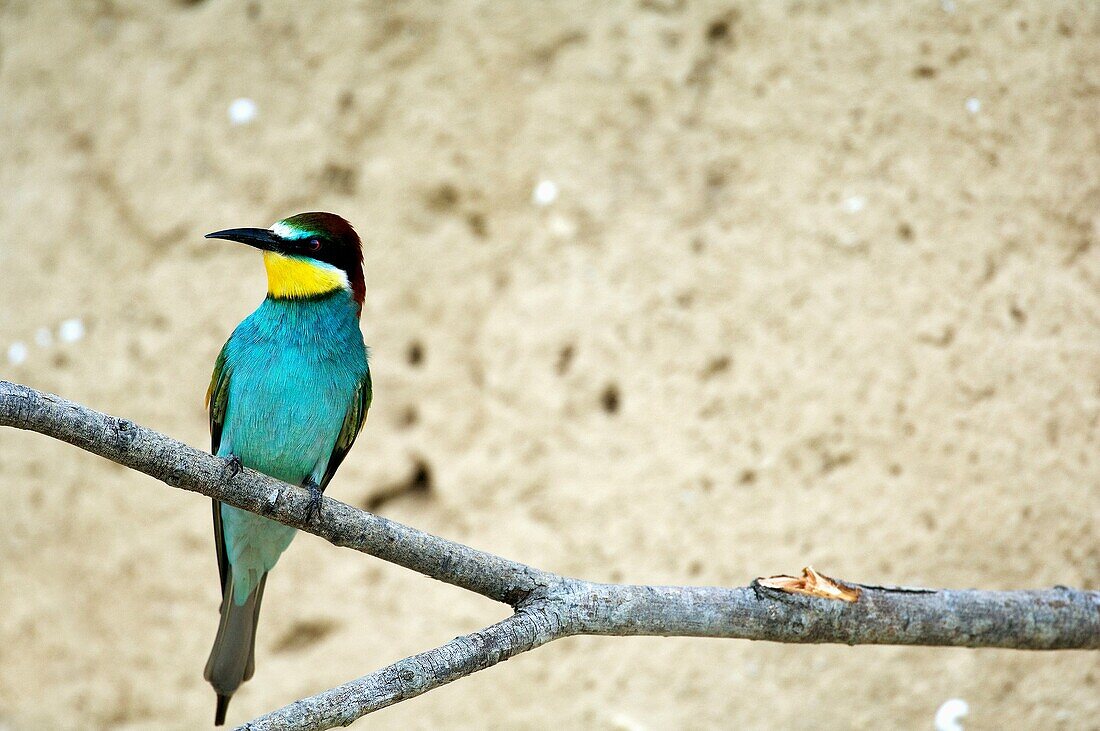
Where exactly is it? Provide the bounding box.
[204,569,268,726]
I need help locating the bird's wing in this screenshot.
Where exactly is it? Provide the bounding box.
[206,343,233,594]
[320,370,373,490]
[207,343,232,456]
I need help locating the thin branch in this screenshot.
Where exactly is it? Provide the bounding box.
[0,380,552,604]
[2,380,1097,731]
[244,608,565,730]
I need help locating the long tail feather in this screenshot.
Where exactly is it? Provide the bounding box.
[214,694,231,726]
[204,569,268,726]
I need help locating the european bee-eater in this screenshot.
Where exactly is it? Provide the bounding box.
[202,212,371,725]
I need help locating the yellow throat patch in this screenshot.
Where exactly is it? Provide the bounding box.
[263,252,347,299]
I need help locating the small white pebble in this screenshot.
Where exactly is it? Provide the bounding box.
[965,97,981,114]
[228,97,258,125]
[58,318,85,343]
[934,698,969,731]
[34,327,53,347]
[842,195,867,214]
[7,342,28,366]
[532,179,559,206]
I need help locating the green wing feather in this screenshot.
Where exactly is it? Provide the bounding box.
[206,344,233,594]
[208,344,233,456]
[320,370,372,490]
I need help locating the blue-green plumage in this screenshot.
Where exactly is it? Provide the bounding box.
[216,291,369,603]
[202,212,370,725]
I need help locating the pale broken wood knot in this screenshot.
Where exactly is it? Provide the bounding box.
[264,487,281,514]
[757,566,862,603]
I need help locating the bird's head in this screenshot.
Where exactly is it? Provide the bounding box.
[206,212,365,315]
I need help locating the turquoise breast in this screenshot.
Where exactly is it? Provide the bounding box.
[217,291,368,603]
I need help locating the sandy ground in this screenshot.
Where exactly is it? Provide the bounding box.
[1,1,1098,729]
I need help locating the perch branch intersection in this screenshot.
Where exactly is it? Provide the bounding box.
[1,380,1096,731]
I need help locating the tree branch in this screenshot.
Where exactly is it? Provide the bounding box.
[2,380,1097,730]
[244,608,564,730]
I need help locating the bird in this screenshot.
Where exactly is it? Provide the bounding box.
[202,212,371,725]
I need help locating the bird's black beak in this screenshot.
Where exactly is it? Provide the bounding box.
[205,227,284,253]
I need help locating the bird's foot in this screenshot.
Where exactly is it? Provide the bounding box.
[223,454,243,479]
[304,481,324,523]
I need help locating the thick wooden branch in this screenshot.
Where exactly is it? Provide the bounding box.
[2,380,1097,731]
[244,582,1098,731]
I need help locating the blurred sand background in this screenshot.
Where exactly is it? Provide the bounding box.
[1,1,1098,728]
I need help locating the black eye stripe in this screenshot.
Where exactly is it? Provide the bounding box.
[287,233,357,274]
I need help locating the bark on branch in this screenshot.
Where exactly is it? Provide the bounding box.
[1,380,1097,731]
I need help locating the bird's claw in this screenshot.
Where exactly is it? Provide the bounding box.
[304,482,323,523]
[223,454,243,479]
